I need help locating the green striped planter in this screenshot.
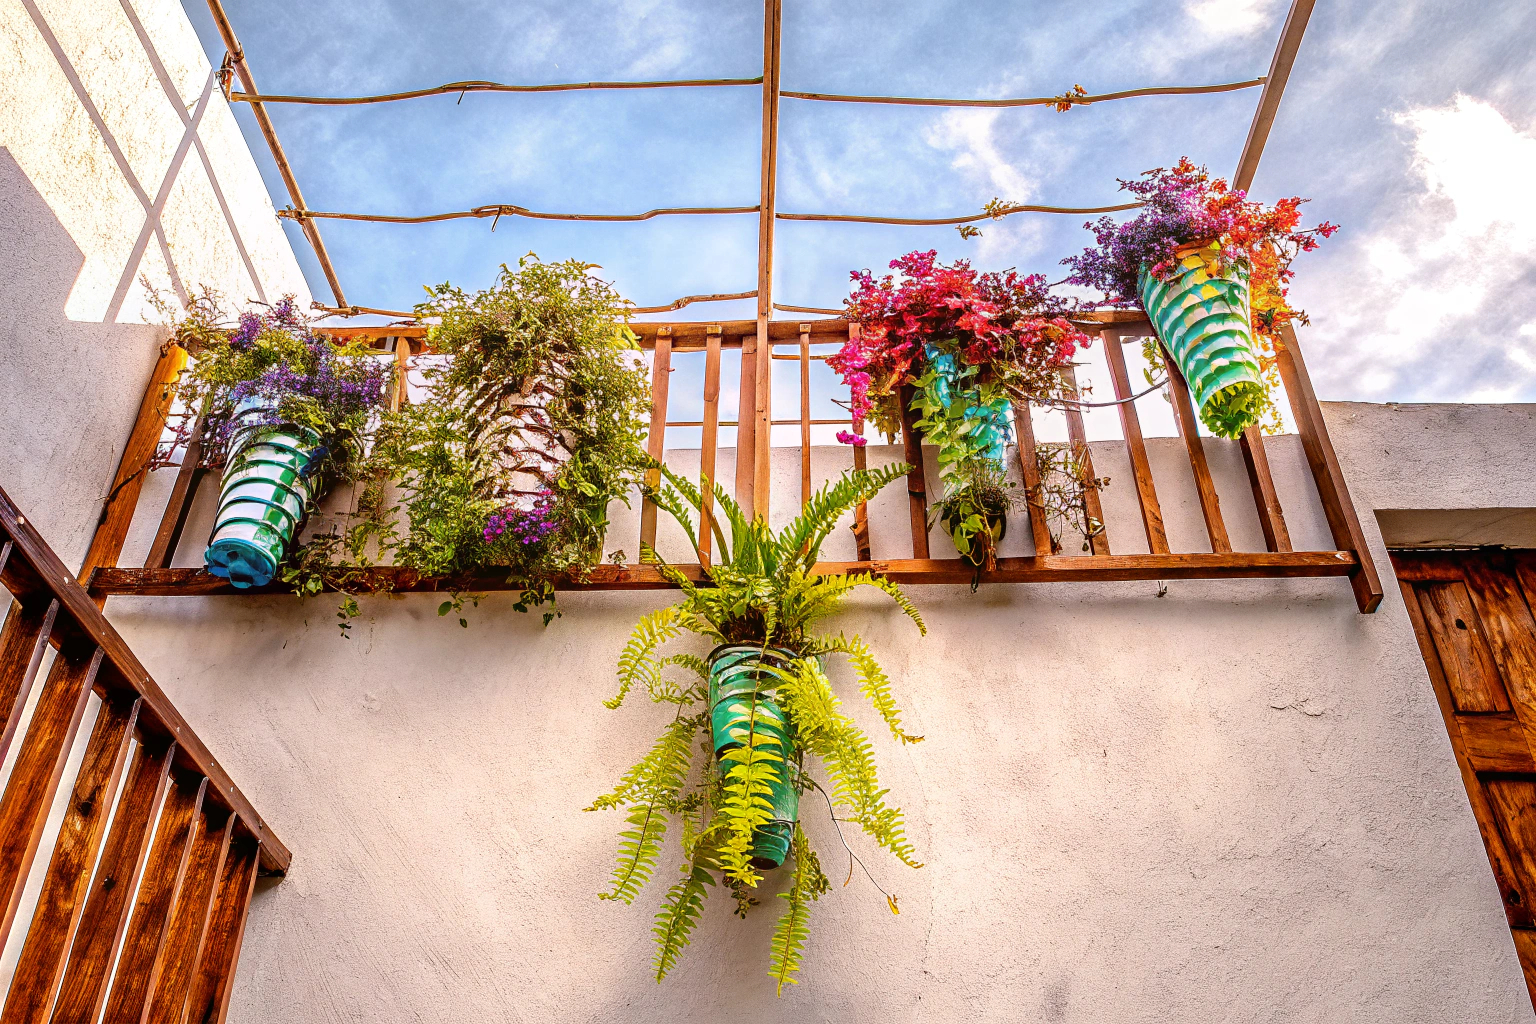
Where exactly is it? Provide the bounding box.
[204,399,322,589]
[1138,244,1266,439]
[707,644,801,869]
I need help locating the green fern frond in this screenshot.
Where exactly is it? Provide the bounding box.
[813,633,922,744]
[592,713,700,903]
[780,463,910,568]
[609,606,685,709]
[767,824,829,996]
[652,860,715,982]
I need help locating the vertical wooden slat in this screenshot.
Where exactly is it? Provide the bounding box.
[0,599,59,765]
[146,415,207,570]
[0,645,103,950]
[846,325,872,561]
[698,327,723,564]
[896,384,929,559]
[753,333,773,521]
[638,328,673,556]
[144,808,233,1024]
[3,695,141,1024]
[1060,366,1110,556]
[391,335,412,411]
[799,325,812,504]
[101,773,207,1024]
[183,837,260,1024]
[1273,323,1383,612]
[752,0,782,523]
[1240,426,1292,552]
[1010,402,1055,556]
[1161,349,1232,553]
[1101,329,1168,553]
[734,333,758,512]
[51,740,178,1024]
[80,344,188,591]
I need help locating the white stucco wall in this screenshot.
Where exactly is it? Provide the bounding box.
[81,405,1535,1024]
[0,0,309,567]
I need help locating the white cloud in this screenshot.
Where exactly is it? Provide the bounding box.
[1184,0,1281,39]
[1308,95,1536,397]
[924,109,1031,200]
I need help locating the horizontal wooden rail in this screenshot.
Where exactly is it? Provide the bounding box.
[90,552,1356,596]
[0,486,288,874]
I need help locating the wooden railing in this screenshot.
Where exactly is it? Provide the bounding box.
[83,315,1382,613]
[0,483,285,1022]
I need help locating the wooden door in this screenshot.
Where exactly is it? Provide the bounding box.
[1394,549,1536,1005]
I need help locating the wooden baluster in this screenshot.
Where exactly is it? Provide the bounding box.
[1101,328,1168,554]
[846,325,872,561]
[735,332,758,512]
[102,772,207,1024]
[638,328,673,557]
[183,836,260,1024]
[4,694,140,1024]
[0,598,59,764]
[1273,323,1383,612]
[81,344,188,599]
[799,325,812,504]
[1011,402,1055,556]
[143,806,234,1024]
[1240,425,1291,552]
[51,739,178,1024]
[698,326,723,564]
[392,335,412,411]
[1060,366,1110,555]
[896,384,930,559]
[753,331,774,522]
[0,644,103,950]
[146,415,207,570]
[1161,349,1232,553]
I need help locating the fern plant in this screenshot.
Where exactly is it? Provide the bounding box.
[588,464,926,994]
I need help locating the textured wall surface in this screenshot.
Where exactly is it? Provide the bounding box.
[0,0,308,567]
[92,405,1536,1024]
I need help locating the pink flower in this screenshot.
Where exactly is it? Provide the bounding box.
[836,430,868,448]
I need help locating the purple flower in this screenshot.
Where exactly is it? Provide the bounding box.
[484,493,560,546]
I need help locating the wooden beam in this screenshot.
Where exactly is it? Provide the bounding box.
[146,414,208,570]
[799,324,812,503]
[735,333,758,510]
[90,550,1360,595]
[80,343,187,598]
[847,325,872,561]
[1101,329,1168,553]
[1234,0,1317,192]
[144,808,233,1024]
[1011,402,1055,556]
[896,384,930,559]
[0,599,59,767]
[1273,324,1384,612]
[752,0,783,521]
[699,326,723,564]
[639,328,673,555]
[1060,366,1110,555]
[1239,425,1291,552]
[1162,349,1232,553]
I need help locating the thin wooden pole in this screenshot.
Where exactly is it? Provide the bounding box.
[1234,0,1317,192]
[846,324,872,560]
[699,327,723,564]
[639,329,673,556]
[735,333,758,510]
[799,325,812,504]
[1060,366,1110,555]
[1011,402,1055,556]
[1240,425,1291,552]
[1272,323,1383,612]
[146,415,207,570]
[1101,329,1168,554]
[752,0,783,520]
[896,385,930,559]
[1161,350,1232,554]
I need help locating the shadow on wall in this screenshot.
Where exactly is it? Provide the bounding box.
[0,146,165,568]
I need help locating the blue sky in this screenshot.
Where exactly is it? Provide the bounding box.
[186,0,1536,418]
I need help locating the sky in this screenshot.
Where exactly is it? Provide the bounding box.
[184,0,1536,431]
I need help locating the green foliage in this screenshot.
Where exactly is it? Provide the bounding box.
[589,466,926,992]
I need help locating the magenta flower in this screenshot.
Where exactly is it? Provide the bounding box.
[836,430,868,448]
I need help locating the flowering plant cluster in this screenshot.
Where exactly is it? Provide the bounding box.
[165,292,392,482]
[828,251,1090,440]
[1062,157,1336,356]
[483,491,560,548]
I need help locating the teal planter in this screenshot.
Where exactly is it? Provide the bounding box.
[1138,245,1266,439]
[205,399,322,589]
[707,644,801,868]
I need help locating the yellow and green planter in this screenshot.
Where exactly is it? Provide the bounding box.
[1139,242,1267,439]
[707,644,801,868]
[204,399,322,589]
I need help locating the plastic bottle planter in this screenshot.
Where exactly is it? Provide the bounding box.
[1138,243,1266,439]
[939,501,1007,568]
[204,399,322,589]
[707,644,801,869]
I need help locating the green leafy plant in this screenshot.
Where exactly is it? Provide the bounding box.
[589,464,925,993]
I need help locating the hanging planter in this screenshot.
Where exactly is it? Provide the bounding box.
[1138,242,1266,438]
[205,398,322,588]
[1063,157,1338,439]
[707,644,801,868]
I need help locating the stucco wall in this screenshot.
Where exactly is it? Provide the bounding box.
[0,0,308,567]
[84,405,1535,1024]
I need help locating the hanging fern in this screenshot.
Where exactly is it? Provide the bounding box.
[588,467,928,992]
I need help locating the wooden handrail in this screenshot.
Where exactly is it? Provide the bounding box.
[0,485,289,873]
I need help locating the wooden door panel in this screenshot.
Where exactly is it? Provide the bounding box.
[1461,558,1536,718]
[1486,778,1536,905]
[1461,716,1536,774]
[1418,581,1513,713]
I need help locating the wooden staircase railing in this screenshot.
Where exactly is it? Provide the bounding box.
[0,483,285,1024]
